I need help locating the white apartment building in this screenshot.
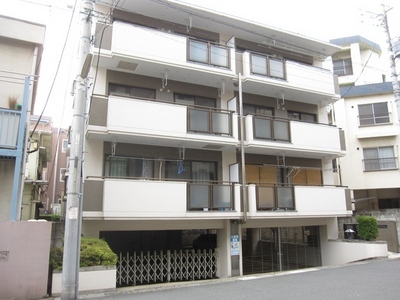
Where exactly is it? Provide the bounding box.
[78,1,386,286]
[331,36,400,252]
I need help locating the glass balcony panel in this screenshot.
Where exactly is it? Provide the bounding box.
[189,109,209,132]
[254,117,272,139]
[273,119,290,141]
[212,112,230,135]
[251,55,267,75]
[210,45,228,67]
[257,186,275,209]
[269,58,285,79]
[212,185,232,209]
[277,186,294,209]
[190,40,208,63]
[189,184,210,208]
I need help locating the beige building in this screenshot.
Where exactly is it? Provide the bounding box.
[0,15,45,221]
[76,1,387,286]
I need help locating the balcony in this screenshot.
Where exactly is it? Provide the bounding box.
[248,184,351,217]
[241,52,338,104]
[82,178,241,219]
[94,21,236,88]
[87,95,238,149]
[244,115,346,158]
[0,108,21,149]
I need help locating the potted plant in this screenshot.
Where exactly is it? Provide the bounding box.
[50,237,118,295]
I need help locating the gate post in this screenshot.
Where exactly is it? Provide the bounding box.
[167,250,171,282]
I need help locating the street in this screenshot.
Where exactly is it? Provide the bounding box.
[80,257,400,300]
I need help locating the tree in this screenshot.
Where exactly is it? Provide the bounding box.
[356,216,379,241]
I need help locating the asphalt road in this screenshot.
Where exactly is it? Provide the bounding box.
[80,257,400,300]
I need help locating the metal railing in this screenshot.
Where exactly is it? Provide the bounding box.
[252,115,290,141]
[188,39,230,68]
[188,106,233,136]
[363,157,398,171]
[188,182,234,211]
[256,185,295,210]
[117,249,217,286]
[0,108,21,149]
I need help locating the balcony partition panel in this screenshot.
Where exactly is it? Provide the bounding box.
[188,39,230,68]
[255,185,294,210]
[188,107,232,135]
[252,116,289,142]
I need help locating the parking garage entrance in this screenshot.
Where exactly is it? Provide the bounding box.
[242,226,321,275]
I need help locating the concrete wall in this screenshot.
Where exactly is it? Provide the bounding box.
[0,221,52,300]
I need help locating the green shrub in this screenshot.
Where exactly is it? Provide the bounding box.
[50,237,117,271]
[39,214,62,221]
[356,216,379,241]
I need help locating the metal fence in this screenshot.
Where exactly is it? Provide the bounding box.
[117,249,217,286]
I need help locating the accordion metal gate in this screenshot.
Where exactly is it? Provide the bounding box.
[117,249,217,287]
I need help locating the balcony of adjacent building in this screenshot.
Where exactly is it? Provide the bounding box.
[93,20,236,90]
[239,51,340,104]
[244,114,346,159]
[87,93,239,150]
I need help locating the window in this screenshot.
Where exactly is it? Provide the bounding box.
[333,58,353,76]
[61,139,68,153]
[59,168,67,182]
[288,111,316,123]
[174,93,216,108]
[250,53,285,79]
[108,83,155,99]
[358,102,390,126]
[104,156,154,178]
[243,104,273,116]
[188,39,229,68]
[363,146,397,171]
[165,161,216,181]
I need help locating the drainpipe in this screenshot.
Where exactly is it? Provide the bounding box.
[238,73,247,224]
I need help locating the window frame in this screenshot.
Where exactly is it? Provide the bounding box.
[287,110,317,123]
[362,146,397,171]
[333,58,353,76]
[358,102,391,126]
[108,83,156,99]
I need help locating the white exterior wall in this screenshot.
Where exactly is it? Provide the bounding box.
[337,93,400,190]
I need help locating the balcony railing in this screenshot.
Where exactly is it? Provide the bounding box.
[255,184,295,211]
[87,95,238,145]
[83,177,240,218]
[188,182,234,211]
[358,112,392,126]
[245,116,345,157]
[363,157,398,171]
[251,115,290,141]
[248,184,350,216]
[188,107,232,135]
[250,52,286,79]
[188,39,230,69]
[0,108,21,149]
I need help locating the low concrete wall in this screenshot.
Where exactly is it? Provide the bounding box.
[52,265,116,296]
[0,221,52,300]
[323,239,388,266]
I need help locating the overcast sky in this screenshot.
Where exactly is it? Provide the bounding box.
[3,0,400,128]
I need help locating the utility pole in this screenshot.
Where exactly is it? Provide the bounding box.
[381,3,400,122]
[61,0,93,299]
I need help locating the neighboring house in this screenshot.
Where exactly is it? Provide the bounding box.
[331,36,400,252]
[78,1,386,286]
[0,15,45,221]
[21,115,52,221]
[45,126,69,217]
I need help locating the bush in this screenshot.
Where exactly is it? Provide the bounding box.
[356,216,379,241]
[50,237,118,271]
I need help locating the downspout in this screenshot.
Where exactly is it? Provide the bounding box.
[238,73,247,224]
[16,45,39,221]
